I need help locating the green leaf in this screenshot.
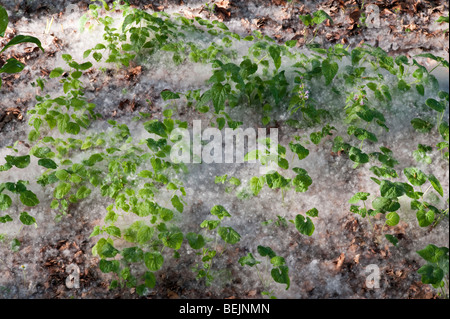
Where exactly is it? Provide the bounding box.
[5,155,30,168]
[122,247,144,263]
[439,122,449,141]
[385,212,400,226]
[269,45,282,70]
[137,225,154,244]
[105,226,121,238]
[32,146,51,159]
[416,84,425,96]
[270,256,286,267]
[171,195,183,213]
[437,15,450,23]
[266,172,290,189]
[385,234,398,247]
[76,186,91,199]
[144,271,156,289]
[292,169,312,192]
[380,180,405,199]
[411,118,433,133]
[289,142,309,160]
[349,147,369,164]
[322,59,338,85]
[161,90,180,101]
[372,197,400,212]
[49,67,64,78]
[218,226,241,244]
[144,252,164,272]
[99,259,119,273]
[11,238,21,252]
[66,122,80,135]
[186,232,206,250]
[0,58,24,74]
[210,83,228,112]
[312,10,333,25]
[144,120,167,138]
[0,5,8,37]
[93,52,102,62]
[239,59,258,79]
[0,214,13,223]
[417,264,444,285]
[397,79,410,91]
[428,174,443,197]
[417,245,449,264]
[285,40,297,48]
[416,209,435,227]
[271,266,290,290]
[299,14,313,27]
[404,167,427,186]
[55,169,70,181]
[53,182,71,199]
[229,177,241,186]
[239,253,260,267]
[1,34,43,53]
[0,194,12,211]
[416,53,449,68]
[305,208,319,218]
[161,232,183,250]
[211,205,231,220]
[98,242,119,258]
[294,214,315,236]
[425,98,445,112]
[19,211,36,225]
[249,176,264,196]
[257,245,276,258]
[19,190,40,207]
[200,220,221,231]
[349,192,370,204]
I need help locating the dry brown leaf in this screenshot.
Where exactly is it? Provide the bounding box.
[349,8,361,23]
[248,290,257,296]
[334,252,345,270]
[216,0,230,9]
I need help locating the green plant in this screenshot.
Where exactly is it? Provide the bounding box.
[0,5,43,88]
[437,15,449,33]
[417,244,449,298]
[189,205,241,286]
[358,1,367,28]
[299,10,333,45]
[239,245,290,298]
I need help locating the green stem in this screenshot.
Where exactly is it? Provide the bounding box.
[205,234,219,280]
[255,265,266,288]
[256,53,269,65]
[421,184,433,199]
[437,111,445,131]
[429,62,442,74]
[218,243,228,258]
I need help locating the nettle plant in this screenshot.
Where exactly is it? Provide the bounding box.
[0,3,449,298]
[0,5,43,88]
[239,245,290,299]
[190,205,241,286]
[299,10,333,45]
[416,244,449,299]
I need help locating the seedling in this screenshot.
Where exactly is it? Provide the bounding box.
[0,5,43,88]
[239,245,290,298]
